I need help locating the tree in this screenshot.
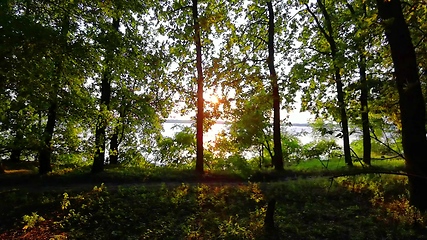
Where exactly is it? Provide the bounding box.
[304,0,352,166]
[38,14,70,175]
[213,0,287,170]
[267,1,284,170]
[375,0,427,210]
[92,15,120,173]
[192,0,205,174]
[156,0,230,173]
[343,1,372,165]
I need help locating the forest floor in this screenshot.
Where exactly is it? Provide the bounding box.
[1,158,426,239]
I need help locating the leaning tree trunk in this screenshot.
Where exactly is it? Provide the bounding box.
[267,1,284,171]
[92,17,119,173]
[314,0,353,166]
[192,0,204,174]
[359,54,371,165]
[38,15,69,175]
[376,0,427,211]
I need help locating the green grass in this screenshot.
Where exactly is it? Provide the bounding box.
[0,157,425,239]
[0,158,406,190]
[287,158,405,174]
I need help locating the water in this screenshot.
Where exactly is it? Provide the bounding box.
[162,121,313,145]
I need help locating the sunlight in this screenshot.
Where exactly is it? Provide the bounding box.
[210,95,219,104]
[204,93,220,105]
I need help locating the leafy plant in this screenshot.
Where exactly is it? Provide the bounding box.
[22,212,45,230]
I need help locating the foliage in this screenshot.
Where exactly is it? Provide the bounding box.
[155,126,196,166]
[22,212,45,230]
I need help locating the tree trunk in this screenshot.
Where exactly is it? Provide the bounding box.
[10,131,23,162]
[264,198,276,230]
[315,0,352,166]
[38,101,56,174]
[109,129,119,164]
[192,0,204,174]
[359,55,371,165]
[267,1,284,171]
[92,17,119,173]
[335,70,352,166]
[38,15,69,175]
[376,0,427,211]
[346,2,371,166]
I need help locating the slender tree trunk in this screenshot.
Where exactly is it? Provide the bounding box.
[38,101,57,174]
[267,1,284,171]
[192,0,204,174]
[346,2,371,166]
[314,0,352,166]
[92,17,119,173]
[359,55,371,165]
[334,70,352,166]
[376,0,427,211]
[109,128,119,164]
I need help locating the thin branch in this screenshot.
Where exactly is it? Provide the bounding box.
[345,0,355,15]
[256,36,268,44]
[302,46,330,56]
[370,128,405,159]
[304,3,331,41]
[172,5,192,13]
[414,35,426,49]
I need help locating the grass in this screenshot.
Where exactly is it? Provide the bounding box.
[0,158,406,188]
[1,175,426,239]
[1,157,421,239]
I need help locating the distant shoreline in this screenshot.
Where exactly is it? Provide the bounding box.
[165,119,309,127]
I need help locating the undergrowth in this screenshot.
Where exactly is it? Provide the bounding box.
[1,173,426,239]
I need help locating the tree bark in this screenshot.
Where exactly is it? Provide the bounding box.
[359,54,371,165]
[38,101,56,174]
[192,0,204,174]
[109,128,119,164]
[92,17,119,173]
[376,0,427,211]
[264,198,276,230]
[267,1,284,171]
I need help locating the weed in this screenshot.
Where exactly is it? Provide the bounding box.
[22,212,45,230]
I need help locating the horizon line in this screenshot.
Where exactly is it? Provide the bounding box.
[165,119,309,127]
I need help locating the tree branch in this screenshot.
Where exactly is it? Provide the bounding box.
[304,3,331,43]
[172,5,192,13]
[370,128,405,159]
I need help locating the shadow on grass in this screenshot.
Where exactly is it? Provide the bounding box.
[1,175,426,239]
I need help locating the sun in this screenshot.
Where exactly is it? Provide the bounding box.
[205,94,219,104]
[210,95,219,104]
